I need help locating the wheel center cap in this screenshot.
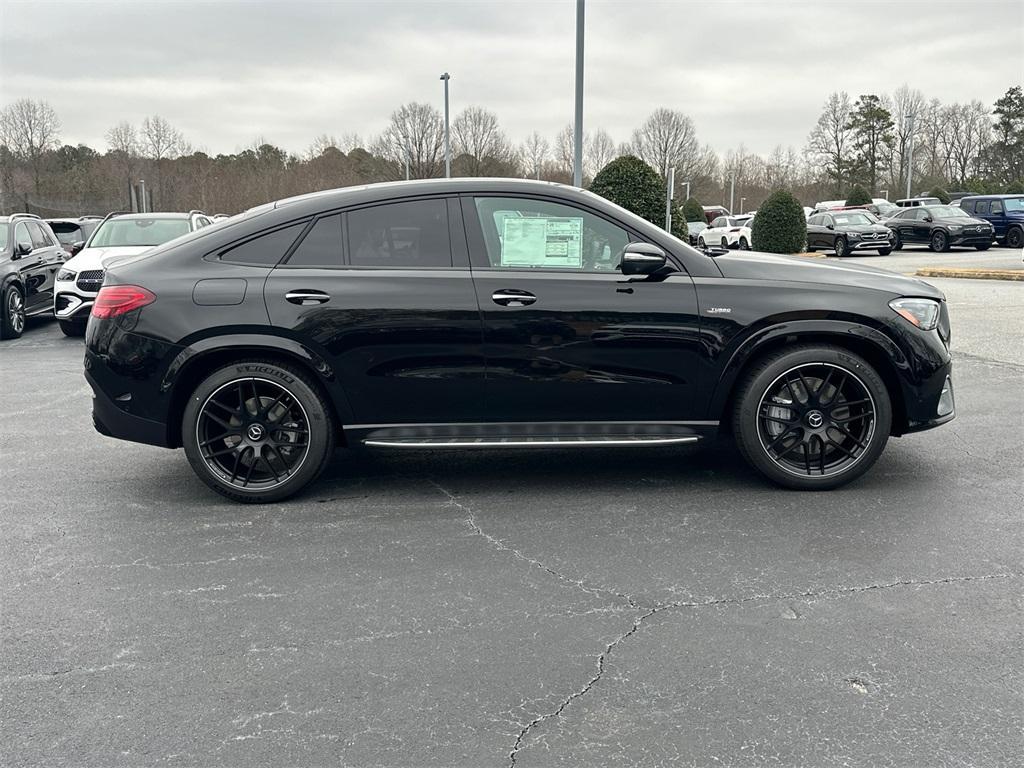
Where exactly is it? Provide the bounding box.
[806,411,824,428]
[247,424,266,441]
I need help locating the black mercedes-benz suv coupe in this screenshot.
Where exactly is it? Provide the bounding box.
[83,179,955,502]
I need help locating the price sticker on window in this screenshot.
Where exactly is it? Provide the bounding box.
[500,216,582,268]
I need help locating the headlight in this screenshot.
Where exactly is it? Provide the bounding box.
[848,232,860,239]
[57,269,76,282]
[947,225,963,232]
[889,298,940,331]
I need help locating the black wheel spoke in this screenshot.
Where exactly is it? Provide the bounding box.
[241,451,258,487]
[835,398,871,409]
[826,437,859,461]
[833,423,867,450]
[206,445,240,459]
[262,450,282,482]
[765,426,800,453]
[228,448,246,484]
[776,439,804,460]
[760,414,797,427]
[802,443,812,475]
[202,411,233,430]
[816,367,834,399]
[199,433,239,448]
[832,412,871,425]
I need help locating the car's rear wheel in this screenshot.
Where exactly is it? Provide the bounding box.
[59,319,86,337]
[930,231,949,252]
[1,285,25,340]
[833,237,848,257]
[721,236,729,249]
[1004,227,1022,248]
[732,345,892,490]
[739,237,750,250]
[697,236,706,248]
[182,360,334,503]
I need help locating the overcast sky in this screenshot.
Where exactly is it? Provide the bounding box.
[1,0,1021,159]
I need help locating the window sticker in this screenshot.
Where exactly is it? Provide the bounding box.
[500,216,583,268]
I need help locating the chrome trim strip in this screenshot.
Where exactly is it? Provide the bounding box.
[364,436,701,449]
[346,420,720,430]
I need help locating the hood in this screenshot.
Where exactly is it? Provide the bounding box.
[63,246,153,272]
[936,215,989,226]
[840,223,891,234]
[713,251,944,299]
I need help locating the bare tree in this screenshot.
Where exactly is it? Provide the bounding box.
[0,98,62,192]
[555,124,575,175]
[374,102,444,179]
[585,129,616,178]
[916,98,950,186]
[140,115,183,208]
[105,121,140,205]
[630,108,700,178]
[805,91,854,195]
[887,85,925,194]
[943,101,992,185]
[521,131,549,179]
[452,106,514,176]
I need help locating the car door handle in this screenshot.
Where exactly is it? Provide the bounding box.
[285,290,330,305]
[492,290,536,307]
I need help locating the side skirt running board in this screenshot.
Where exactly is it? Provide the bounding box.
[363,435,700,449]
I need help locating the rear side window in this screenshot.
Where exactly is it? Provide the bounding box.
[961,200,976,214]
[219,222,306,266]
[991,201,1004,214]
[973,201,988,215]
[287,214,342,266]
[347,199,452,268]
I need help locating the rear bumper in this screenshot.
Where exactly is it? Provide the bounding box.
[86,368,171,448]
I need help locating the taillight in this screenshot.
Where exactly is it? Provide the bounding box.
[92,285,156,319]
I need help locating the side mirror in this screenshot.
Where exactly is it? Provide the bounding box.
[619,243,667,275]
[923,216,933,222]
[15,242,32,257]
[826,224,835,230]
[70,240,85,256]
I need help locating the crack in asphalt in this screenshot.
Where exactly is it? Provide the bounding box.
[428,480,1021,767]
[429,479,640,609]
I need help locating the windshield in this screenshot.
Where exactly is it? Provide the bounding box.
[48,223,83,245]
[1004,197,1024,212]
[929,206,964,218]
[687,222,706,233]
[0,223,8,246]
[833,212,875,226]
[89,218,190,248]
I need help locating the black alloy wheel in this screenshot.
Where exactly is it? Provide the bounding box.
[1006,227,1023,249]
[892,231,902,250]
[930,230,949,252]
[1,285,25,340]
[834,237,848,257]
[733,345,892,490]
[877,248,892,256]
[182,361,334,502]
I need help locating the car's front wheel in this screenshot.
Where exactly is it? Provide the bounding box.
[877,248,892,256]
[892,231,903,250]
[1005,226,1023,249]
[1,284,25,340]
[59,319,86,337]
[930,231,949,252]
[182,360,335,503]
[833,237,848,257]
[732,345,892,490]
[974,243,991,251]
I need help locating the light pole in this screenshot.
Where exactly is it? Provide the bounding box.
[664,167,675,233]
[904,113,916,200]
[440,72,451,178]
[729,173,736,214]
[740,197,746,214]
[881,189,889,201]
[572,0,585,187]
[683,181,691,201]
[138,179,146,213]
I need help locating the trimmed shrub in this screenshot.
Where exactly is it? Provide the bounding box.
[928,186,951,204]
[751,189,807,254]
[590,155,686,238]
[845,184,872,206]
[682,197,704,222]
[1005,180,1024,194]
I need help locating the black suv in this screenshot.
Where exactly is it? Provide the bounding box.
[1,213,67,340]
[883,205,995,251]
[806,210,895,256]
[44,216,103,256]
[84,179,955,502]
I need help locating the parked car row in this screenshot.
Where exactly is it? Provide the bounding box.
[1,209,216,340]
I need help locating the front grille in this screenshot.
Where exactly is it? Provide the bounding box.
[76,269,104,293]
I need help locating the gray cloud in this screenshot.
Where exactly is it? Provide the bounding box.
[1,0,1020,158]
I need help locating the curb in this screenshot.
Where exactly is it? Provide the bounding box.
[915,267,1024,282]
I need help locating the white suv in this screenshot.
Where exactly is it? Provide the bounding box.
[698,215,754,249]
[53,211,211,336]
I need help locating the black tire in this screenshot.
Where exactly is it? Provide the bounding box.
[806,246,815,253]
[1,284,25,340]
[930,230,949,252]
[877,248,892,256]
[892,231,903,250]
[59,319,86,337]
[182,360,335,503]
[721,236,729,249]
[739,237,750,250]
[1005,227,1023,249]
[697,236,706,248]
[833,237,848,257]
[732,345,892,490]
[974,243,991,251]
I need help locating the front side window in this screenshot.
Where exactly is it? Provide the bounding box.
[990,201,1004,214]
[347,199,452,268]
[473,196,629,272]
[28,222,52,249]
[220,222,306,266]
[14,222,32,251]
[710,217,725,228]
[90,218,191,248]
[972,201,988,215]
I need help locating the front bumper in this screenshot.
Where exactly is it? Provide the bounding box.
[849,236,893,251]
[54,282,96,319]
[949,231,994,246]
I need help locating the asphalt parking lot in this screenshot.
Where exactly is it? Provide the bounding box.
[2,276,1022,767]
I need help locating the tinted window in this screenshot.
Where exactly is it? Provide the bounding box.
[961,200,978,214]
[990,201,1004,214]
[710,217,725,228]
[287,215,342,266]
[28,222,52,248]
[49,222,84,246]
[347,199,451,268]
[14,222,32,251]
[473,196,629,272]
[220,223,306,266]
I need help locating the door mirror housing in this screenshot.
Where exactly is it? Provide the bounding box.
[826,223,835,230]
[619,243,667,275]
[15,242,32,257]
[70,240,86,256]
[923,215,933,222]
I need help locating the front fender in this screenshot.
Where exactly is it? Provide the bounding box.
[707,318,908,419]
